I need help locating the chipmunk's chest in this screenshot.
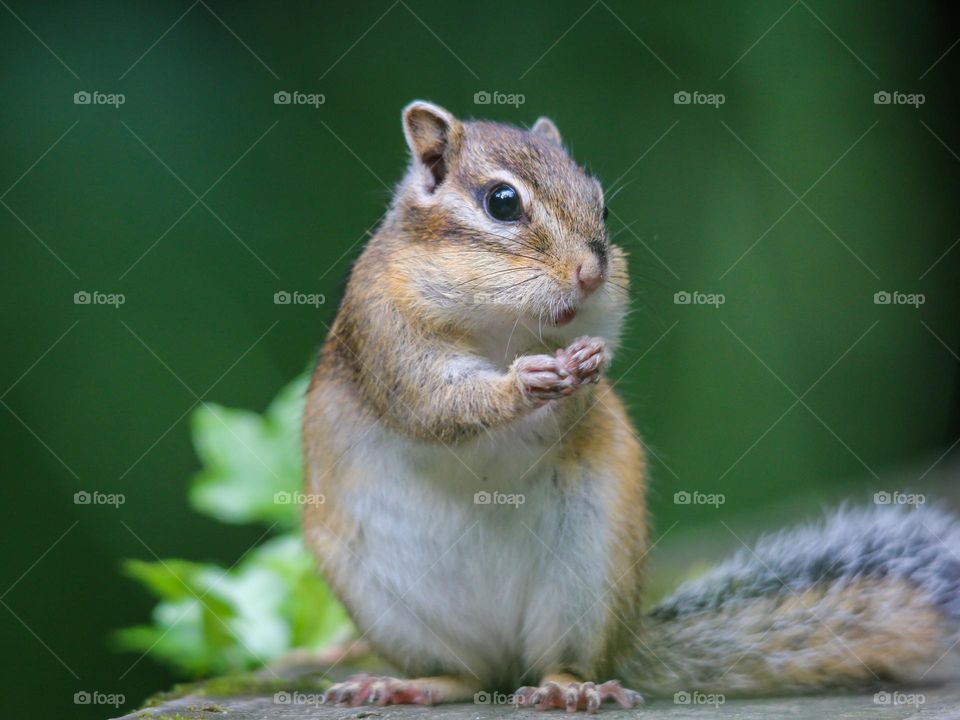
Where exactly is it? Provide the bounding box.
[332,426,614,685]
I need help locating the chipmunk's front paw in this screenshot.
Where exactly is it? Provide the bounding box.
[514,680,643,714]
[557,336,610,385]
[513,354,575,403]
[324,674,432,706]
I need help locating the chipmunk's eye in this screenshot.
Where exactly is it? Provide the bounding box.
[485,183,522,222]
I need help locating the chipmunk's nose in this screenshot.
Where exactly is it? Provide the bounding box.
[576,258,604,295]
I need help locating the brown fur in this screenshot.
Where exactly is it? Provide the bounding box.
[303,102,642,706]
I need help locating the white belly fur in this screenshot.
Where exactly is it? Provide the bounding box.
[325,411,616,687]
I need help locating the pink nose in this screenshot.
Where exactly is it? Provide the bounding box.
[576,262,603,294]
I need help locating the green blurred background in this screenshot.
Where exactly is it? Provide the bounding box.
[2,1,959,717]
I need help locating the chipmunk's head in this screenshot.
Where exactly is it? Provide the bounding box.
[391,101,628,342]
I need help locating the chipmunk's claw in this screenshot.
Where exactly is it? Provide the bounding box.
[556,337,609,386]
[513,338,608,405]
[324,674,433,706]
[514,680,643,714]
[514,355,576,402]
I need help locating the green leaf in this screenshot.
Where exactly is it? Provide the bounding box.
[116,373,354,677]
[249,535,352,649]
[116,534,352,676]
[189,375,308,527]
[122,559,203,602]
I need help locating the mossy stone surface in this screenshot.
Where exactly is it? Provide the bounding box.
[117,682,960,719]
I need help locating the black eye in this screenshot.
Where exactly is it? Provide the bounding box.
[602,206,609,221]
[485,183,522,222]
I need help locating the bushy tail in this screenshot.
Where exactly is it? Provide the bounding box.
[624,505,960,696]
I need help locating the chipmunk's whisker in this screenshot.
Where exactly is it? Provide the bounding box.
[479,229,560,262]
[604,175,640,204]
[605,281,631,296]
[430,248,549,266]
[504,312,524,362]
[449,266,542,290]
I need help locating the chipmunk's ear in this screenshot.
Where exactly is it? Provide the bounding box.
[532,116,562,144]
[402,101,461,191]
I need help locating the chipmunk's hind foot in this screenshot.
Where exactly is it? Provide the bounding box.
[515,679,643,713]
[325,673,480,707]
[325,674,432,706]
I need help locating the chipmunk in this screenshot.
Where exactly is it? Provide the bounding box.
[302,101,960,712]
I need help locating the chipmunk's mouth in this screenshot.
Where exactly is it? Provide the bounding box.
[552,307,577,326]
